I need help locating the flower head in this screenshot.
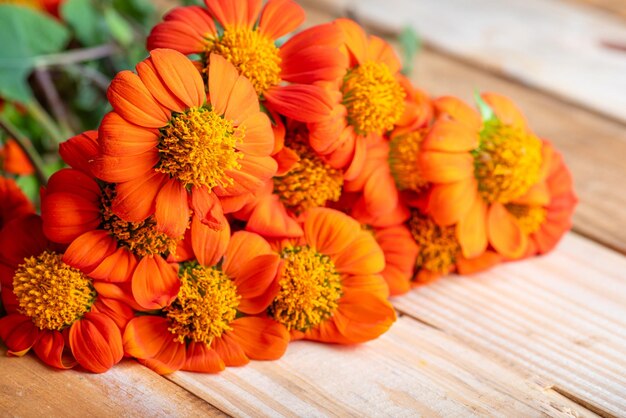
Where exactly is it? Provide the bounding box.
[123,228,288,374]
[267,208,395,344]
[93,49,277,237]
[0,215,132,373]
[0,139,34,175]
[148,0,346,123]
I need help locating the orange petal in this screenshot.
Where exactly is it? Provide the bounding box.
[107,71,170,128]
[482,93,528,130]
[63,230,118,274]
[99,112,159,157]
[331,290,396,344]
[341,274,389,298]
[33,330,76,369]
[421,119,479,152]
[69,313,124,373]
[434,96,482,131]
[0,215,47,267]
[205,0,262,28]
[155,179,190,238]
[208,53,240,116]
[190,215,230,267]
[41,193,101,244]
[420,151,474,183]
[258,0,305,40]
[92,297,135,330]
[88,247,139,283]
[427,179,477,226]
[487,202,528,259]
[264,84,333,123]
[112,171,169,223]
[303,207,360,256]
[367,35,401,73]
[456,197,488,258]
[123,315,186,374]
[228,317,289,360]
[335,18,367,65]
[0,314,39,356]
[456,251,502,275]
[222,154,277,196]
[94,151,159,184]
[245,193,303,239]
[212,333,249,367]
[223,73,259,125]
[332,231,385,275]
[236,112,274,156]
[183,342,225,373]
[362,165,398,218]
[148,49,205,109]
[190,186,226,229]
[514,181,550,206]
[222,230,272,279]
[147,6,216,54]
[132,256,180,310]
[273,146,299,176]
[59,130,99,174]
[234,254,281,313]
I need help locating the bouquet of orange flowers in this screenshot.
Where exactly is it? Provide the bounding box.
[0,0,576,374]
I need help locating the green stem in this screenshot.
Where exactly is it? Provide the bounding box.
[25,100,66,145]
[0,115,47,184]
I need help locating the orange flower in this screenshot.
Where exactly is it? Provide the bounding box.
[267,207,395,344]
[147,0,346,123]
[123,230,288,374]
[235,121,345,238]
[42,131,186,311]
[93,49,277,236]
[0,139,34,175]
[307,20,426,177]
[0,215,132,373]
[0,175,34,228]
[508,142,577,257]
[420,93,552,260]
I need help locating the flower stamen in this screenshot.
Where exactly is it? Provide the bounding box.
[389,130,428,192]
[409,211,460,274]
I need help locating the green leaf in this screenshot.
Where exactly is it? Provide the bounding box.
[398,26,421,76]
[474,91,496,122]
[15,174,40,206]
[0,5,70,103]
[61,0,106,46]
[104,8,134,46]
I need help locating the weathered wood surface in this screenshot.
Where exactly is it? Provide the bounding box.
[168,316,596,417]
[302,0,626,124]
[0,347,225,418]
[394,233,626,417]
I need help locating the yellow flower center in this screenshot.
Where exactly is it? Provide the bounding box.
[165,264,240,345]
[506,203,546,234]
[100,185,180,256]
[12,251,95,331]
[207,26,282,95]
[273,139,343,215]
[409,211,460,274]
[157,106,245,189]
[473,120,542,204]
[268,246,342,332]
[341,61,405,135]
[389,130,428,192]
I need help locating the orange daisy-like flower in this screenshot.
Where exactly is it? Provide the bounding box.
[308,19,422,176]
[0,175,34,228]
[42,131,184,311]
[0,215,132,373]
[508,142,577,258]
[235,121,345,238]
[123,230,289,374]
[266,207,395,344]
[93,49,276,236]
[0,139,35,175]
[147,0,346,123]
[421,93,552,260]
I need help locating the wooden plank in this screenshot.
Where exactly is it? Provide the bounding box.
[304,0,626,124]
[566,0,626,20]
[392,233,626,417]
[302,4,626,254]
[0,348,225,418]
[166,316,597,417]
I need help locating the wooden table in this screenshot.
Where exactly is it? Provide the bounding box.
[2,1,625,416]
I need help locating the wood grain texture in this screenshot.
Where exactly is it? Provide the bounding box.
[0,349,224,418]
[304,0,626,124]
[167,316,596,417]
[393,233,626,417]
[302,2,626,254]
